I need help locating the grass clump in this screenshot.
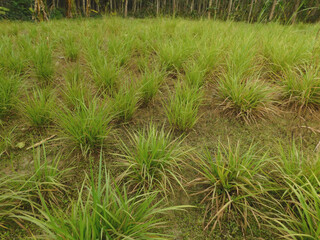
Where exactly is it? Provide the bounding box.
[107,36,133,67]
[89,52,119,94]
[274,141,320,181]
[190,141,270,232]
[268,175,320,240]
[0,74,20,118]
[116,124,188,196]
[22,88,55,127]
[63,35,80,61]
[0,174,35,230]
[183,61,207,88]
[25,156,178,239]
[57,99,112,154]
[165,82,203,131]
[0,147,71,231]
[282,66,320,109]
[0,36,25,74]
[63,65,92,110]
[30,145,71,204]
[216,74,276,122]
[139,67,165,105]
[0,127,16,157]
[32,42,54,84]
[113,83,139,122]
[157,40,191,72]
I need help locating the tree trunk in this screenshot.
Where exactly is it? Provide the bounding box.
[227,0,233,20]
[268,0,277,21]
[208,0,213,19]
[156,0,160,16]
[248,0,254,22]
[86,0,90,17]
[291,0,301,24]
[67,0,72,18]
[124,0,128,17]
[33,0,48,21]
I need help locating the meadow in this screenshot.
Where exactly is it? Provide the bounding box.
[1,17,320,239]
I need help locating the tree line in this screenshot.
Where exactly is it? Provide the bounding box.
[1,0,320,23]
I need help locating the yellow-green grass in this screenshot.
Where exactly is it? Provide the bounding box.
[1,18,320,240]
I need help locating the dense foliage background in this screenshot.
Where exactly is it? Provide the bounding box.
[0,0,320,23]
[0,0,319,23]
[1,0,320,22]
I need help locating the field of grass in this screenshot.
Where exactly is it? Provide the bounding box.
[1,17,320,239]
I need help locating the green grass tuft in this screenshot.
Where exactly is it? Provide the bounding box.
[32,42,54,84]
[57,99,112,154]
[282,66,320,109]
[190,141,271,233]
[116,124,189,196]
[165,82,203,131]
[22,88,55,127]
[0,74,20,118]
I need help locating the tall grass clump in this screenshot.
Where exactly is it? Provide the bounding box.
[0,74,20,118]
[25,156,179,239]
[116,124,188,196]
[107,36,134,67]
[63,65,92,109]
[215,36,277,122]
[113,83,140,122]
[281,66,320,109]
[0,36,25,74]
[262,32,312,74]
[30,145,71,204]
[216,74,276,122]
[165,82,203,131]
[63,35,80,61]
[190,141,271,232]
[22,88,55,127]
[0,174,35,230]
[32,42,54,84]
[183,61,207,88]
[0,147,72,230]
[57,99,112,154]
[139,67,165,105]
[87,47,119,94]
[274,141,320,182]
[157,40,191,72]
[0,127,16,157]
[269,176,320,240]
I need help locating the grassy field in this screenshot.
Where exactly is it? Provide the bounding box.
[1,17,320,239]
